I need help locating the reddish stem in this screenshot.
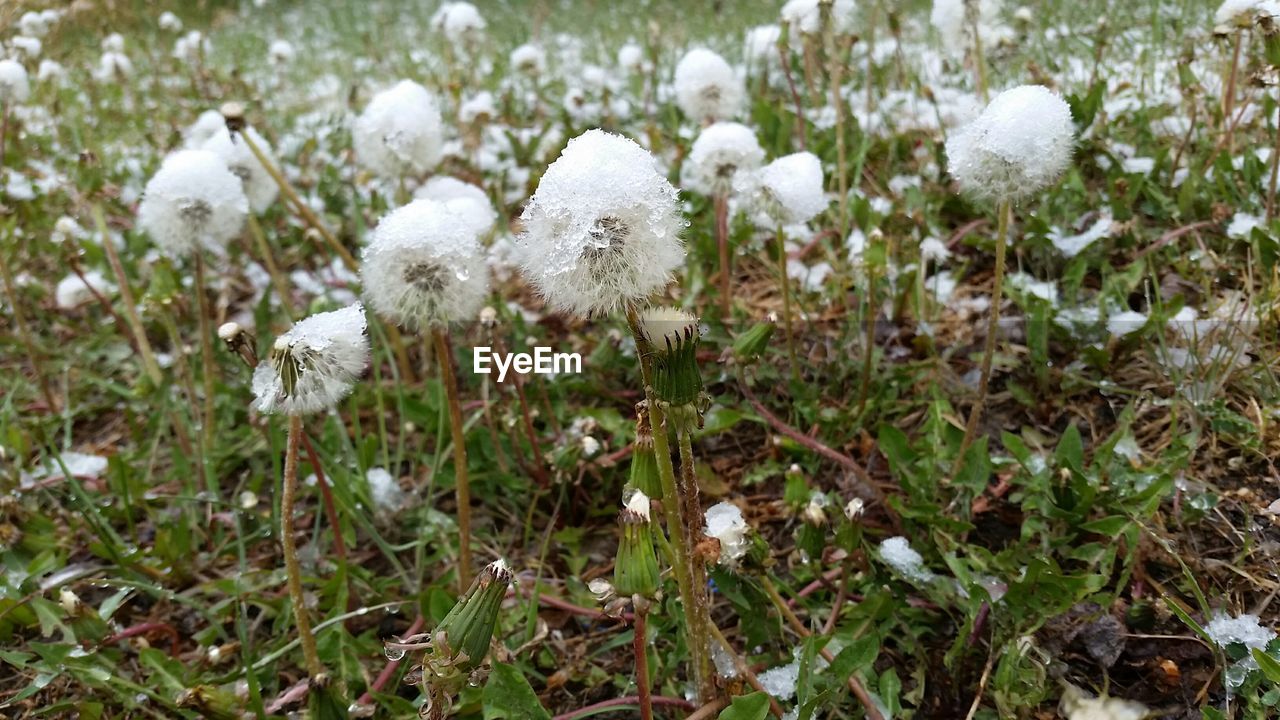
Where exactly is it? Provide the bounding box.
[356,614,426,706]
[552,695,697,720]
[100,621,181,656]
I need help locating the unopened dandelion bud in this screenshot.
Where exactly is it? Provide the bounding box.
[218,321,257,368]
[614,491,660,598]
[433,559,514,673]
[219,101,246,133]
[640,307,704,415]
[479,306,498,329]
[628,410,663,498]
[732,321,774,363]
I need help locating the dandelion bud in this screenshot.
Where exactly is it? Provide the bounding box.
[843,497,865,520]
[517,129,684,317]
[628,411,663,499]
[219,101,246,132]
[740,151,829,225]
[479,306,498,329]
[704,502,751,567]
[218,321,257,368]
[353,80,444,180]
[731,321,774,363]
[640,307,705,424]
[59,588,82,614]
[945,84,1075,205]
[361,198,489,331]
[433,559,514,673]
[685,122,765,196]
[251,303,370,415]
[0,60,31,104]
[614,490,661,599]
[137,150,249,260]
[673,48,744,122]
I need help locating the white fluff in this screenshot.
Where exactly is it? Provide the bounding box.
[414,176,496,237]
[780,0,857,34]
[361,198,489,330]
[55,270,114,310]
[931,0,1006,53]
[184,110,227,149]
[517,129,684,317]
[19,11,49,37]
[1216,0,1280,26]
[137,149,249,260]
[744,25,782,66]
[251,303,370,415]
[353,80,444,179]
[684,121,765,195]
[1058,684,1150,720]
[201,127,280,214]
[431,2,486,45]
[617,42,645,74]
[268,39,296,65]
[704,502,750,566]
[879,536,935,582]
[37,59,65,84]
[459,90,497,123]
[509,43,546,75]
[945,85,1075,203]
[673,48,744,122]
[158,11,183,31]
[0,60,31,104]
[742,151,829,224]
[10,36,42,59]
[366,467,405,513]
[96,51,134,81]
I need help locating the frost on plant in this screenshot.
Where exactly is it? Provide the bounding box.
[251,303,370,415]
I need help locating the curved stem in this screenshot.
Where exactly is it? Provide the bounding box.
[952,199,1010,477]
[434,328,472,590]
[282,415,324,678]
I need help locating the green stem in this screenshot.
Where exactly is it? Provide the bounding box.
[95,205,164,386]
[777,224,799,383]
[952,199,1010,477]
[676,428,715,701]
[283,415,325,679]
[434,328,472,590]
[194,252,217,449]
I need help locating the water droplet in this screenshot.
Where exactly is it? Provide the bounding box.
[384,646,406,661]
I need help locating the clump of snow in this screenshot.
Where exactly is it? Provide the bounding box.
[704,502,751,566]
[757,659,800,699]
[366,467,405,513]
[1050,215,1113,257]
[56,271,114,310]
[1226,212,1262,240]
[879,536,936,582]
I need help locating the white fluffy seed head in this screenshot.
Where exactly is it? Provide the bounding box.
[353,80,444,179]
[780,0,857,34]
[184,109,226,149]
[431,2,486,45]
[685,121,765,195]
[509,43,546,75]
[931,0,1005,55]
[740,151,828,224]
[1216,0,1280,26]
[96,51,133,82]
[0,60,31,104]
[414,176,497,237]
[674,48,744,122]
[361,198,489,330]
[617,42,645,73]
[744,25,783,65]
[158,11,182,31]
[945,84,1075,204]
[137,149,249,260]
[268,39,295,65]
[517,129,685,317]
[251,303,370,415]
[201,127,279,213]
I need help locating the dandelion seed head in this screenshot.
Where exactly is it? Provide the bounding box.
[353,80,444,179]
[414,176,497,237]
[945,84,1075,204]
[517,129,684,317]
[509,43,546,75]
[137,149,249,260]
[431,2,486,45]
[268,39,295,65]
[739,151,828,224]
[201,126,279,213]
[158,11,183,32]
[744,25,783,65]
[0,60,30,104]
[674,48,744,122]
[361,198,489,330]
[685,121,765,195]
[251,303,370,415]
[617,42,646,74]
[780,0,857,35]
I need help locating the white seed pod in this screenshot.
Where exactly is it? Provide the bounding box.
[459,90,496,124]
[1216,0,1280,27]
[673,48,744,122]
[10,36,42,59]
[19,11,48,37]
[744,25,783,66]
[268,39,296,65]
[516,129,685,317]
[931,0,1005,54]
[945,84,1075,204]
[251,303,370,416]
[430,2,486,45]
[37,59,66,84]
[414,176,497,237]
[684,121,765,195]
[509,43,545,75]
[740,151,828,224]
[0,60,30,104]
[704,502,750,567]
[361,198,489,331]
[137,149,249,260]
[158,11,183,31]
[201,127,280,214]
[172,30,209,63]
[353,80,444,179]
[96,51,133,81]
[617,42,645,74]
[102,33,125,53]
[780,0,857,34]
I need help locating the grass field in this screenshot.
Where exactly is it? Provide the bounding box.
[2,0,1280,718]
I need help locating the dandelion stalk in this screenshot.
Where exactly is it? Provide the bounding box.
[714,193,731,318]
[193,251,218,447]
[967,1,990,102]
[776,223,799,381]
[633,603,654,720]
[94,205,164,386]
[1222,29,1242,153]
[1268,109,1280,221]
[282,414,325,679]
[246,214,296,320]
[434,328,473,590]
[0,242,57,412]
[952,198,1010,475]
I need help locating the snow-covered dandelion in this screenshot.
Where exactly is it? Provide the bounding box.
[201,126,280,214]
[251,303,370,416]
[353,80,444,180]
[137,149,249,260]
[414,176,497,238]
[0,60,31,105]
[673,48,744,123]
[431,2,487,47]
[517,129,684,317]
[685,121,765,196]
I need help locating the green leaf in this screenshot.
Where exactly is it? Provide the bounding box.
[717,692,771,720]
[1253,649,1280,684]
[1055,424,1084,473]
[483,663,551,720]
[830,634,880,677]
